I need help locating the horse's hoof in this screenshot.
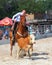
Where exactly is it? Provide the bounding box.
[23,53,26,56]
[17,55,21,59]
[10,53,12,56]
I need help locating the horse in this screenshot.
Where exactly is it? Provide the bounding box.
[9,15,34,58]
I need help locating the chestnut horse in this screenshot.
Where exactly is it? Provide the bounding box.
[9,15,33,58]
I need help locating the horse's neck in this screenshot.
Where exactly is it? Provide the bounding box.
[18,24,24,33]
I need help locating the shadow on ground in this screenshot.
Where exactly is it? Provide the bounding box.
[24,52,49,60]
[32,52,48,56]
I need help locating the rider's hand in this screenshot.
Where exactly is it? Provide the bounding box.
[14,19,16,22]
[12,19,16,23]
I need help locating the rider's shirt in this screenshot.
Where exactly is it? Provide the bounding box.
[12,12,24,22]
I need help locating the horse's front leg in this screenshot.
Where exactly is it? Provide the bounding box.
[10,45,13,56]
[18,48,21,58]
[10,40,13,56]
[27,45,33,58]
[17,47,24,59]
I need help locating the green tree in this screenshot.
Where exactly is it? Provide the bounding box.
[0,0,52,19]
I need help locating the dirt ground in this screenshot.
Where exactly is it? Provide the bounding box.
[0,37,52,65]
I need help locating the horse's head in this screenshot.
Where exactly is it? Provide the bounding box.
[16,15,28,37]
[20,15,26,27]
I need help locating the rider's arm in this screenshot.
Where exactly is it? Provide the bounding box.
[12,12,23,21]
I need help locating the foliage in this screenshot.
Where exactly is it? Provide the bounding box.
[0,0,52,19]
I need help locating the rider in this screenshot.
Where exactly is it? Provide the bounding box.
[12,10,26,33]
[11,10,27,42]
